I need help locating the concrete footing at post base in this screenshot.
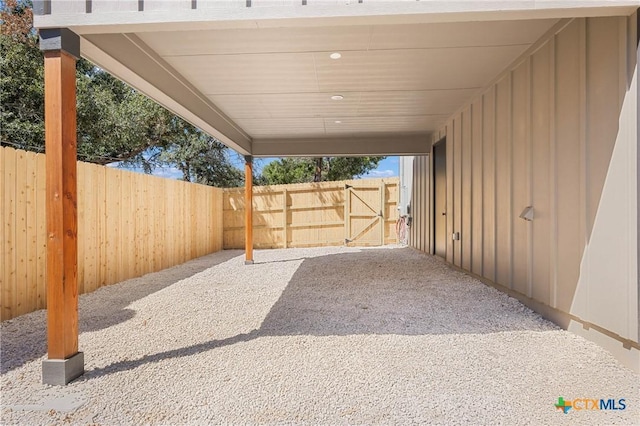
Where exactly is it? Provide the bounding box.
[42,352,84,386]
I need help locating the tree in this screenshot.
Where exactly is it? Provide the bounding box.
[261,156,385,185]
[0,0,33,41]
[0,1,171,164]
[154,120,244,187]
[0,0,246,188]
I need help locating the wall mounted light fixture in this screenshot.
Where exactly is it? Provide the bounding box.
[519,206,534,221]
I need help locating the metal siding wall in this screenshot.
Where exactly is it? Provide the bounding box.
[511,61,530,297]
[410,157,418,248]
[554,20,583,314]
[495,75,512,288]
[482,88,497,282]
[461,107,473,272]
[409,15,639,366]
[416,158,422,252]
[453,119,462,266]
[583,17,627,333]
[446,123,454,263]
[408,156,431,253]
[531,40,553,306]
[471,99,484,276]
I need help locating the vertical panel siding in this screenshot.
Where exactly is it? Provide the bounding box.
[445,123,454,263]
[415,159,423,252]
[511,61,530,297]
[495,75,512,287]
[471,99,484,276]
[409,15,639,365]
[554,20,583,314]
[0,147,225,320]
[531,41,552,306]
[461,108,472,272]
[482,88,497,282]
[583,16,632,335]
[411,155,431,254]
[453,118,463,267]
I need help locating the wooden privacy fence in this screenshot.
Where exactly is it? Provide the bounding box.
[1,146,399,320]
[223,178,399,249]
[1,146,224,320]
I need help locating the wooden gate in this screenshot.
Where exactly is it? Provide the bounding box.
[344,182,385,246]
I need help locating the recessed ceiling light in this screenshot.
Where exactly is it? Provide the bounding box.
[334,120,342,124]
[330,52,342,59]
[331,95,344,101]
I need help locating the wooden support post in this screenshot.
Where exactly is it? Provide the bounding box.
[344,185,351,245]
[244,156,253,264]
[380,181,386,246]
[40,28,84,386]
[282,189,288,249]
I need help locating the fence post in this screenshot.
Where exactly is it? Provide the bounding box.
[40,28,84,385]
[282,189,288,249]
[344,184,351,245]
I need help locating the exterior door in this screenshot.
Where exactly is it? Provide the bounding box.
[434,141,447,258]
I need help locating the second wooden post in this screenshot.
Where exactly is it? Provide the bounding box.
[244,156,253,264]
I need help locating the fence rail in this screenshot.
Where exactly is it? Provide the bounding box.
[1,146,224,320]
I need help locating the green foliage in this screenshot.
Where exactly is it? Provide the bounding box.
[154,121,244,188]
[324,157,385,181]
[262,156,385,184]
[0,34,45,150]
[261,158,314,185]
[0,1,246,188]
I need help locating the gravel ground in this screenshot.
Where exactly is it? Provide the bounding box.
[1,245,638,425]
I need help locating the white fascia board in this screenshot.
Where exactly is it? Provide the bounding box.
[252,135,432,157]
[81,34,252,155]
[35,1,640,33]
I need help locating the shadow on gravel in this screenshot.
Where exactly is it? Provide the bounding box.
[0,250,242,375]
[84,248,556,380]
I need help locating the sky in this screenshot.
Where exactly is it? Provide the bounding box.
[114,155,399,181]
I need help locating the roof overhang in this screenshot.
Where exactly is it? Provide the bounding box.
[34,1,640,157]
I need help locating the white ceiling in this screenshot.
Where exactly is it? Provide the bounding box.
[135,19,559,139]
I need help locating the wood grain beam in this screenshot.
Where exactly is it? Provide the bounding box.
[244,156,254,264]
[44,50,79,360]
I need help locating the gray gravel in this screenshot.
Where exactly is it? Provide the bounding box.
[1,246,638,425]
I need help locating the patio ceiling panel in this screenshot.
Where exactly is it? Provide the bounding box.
[209,92,362,119]
[130,19,559,143]
[312,46,530,92]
